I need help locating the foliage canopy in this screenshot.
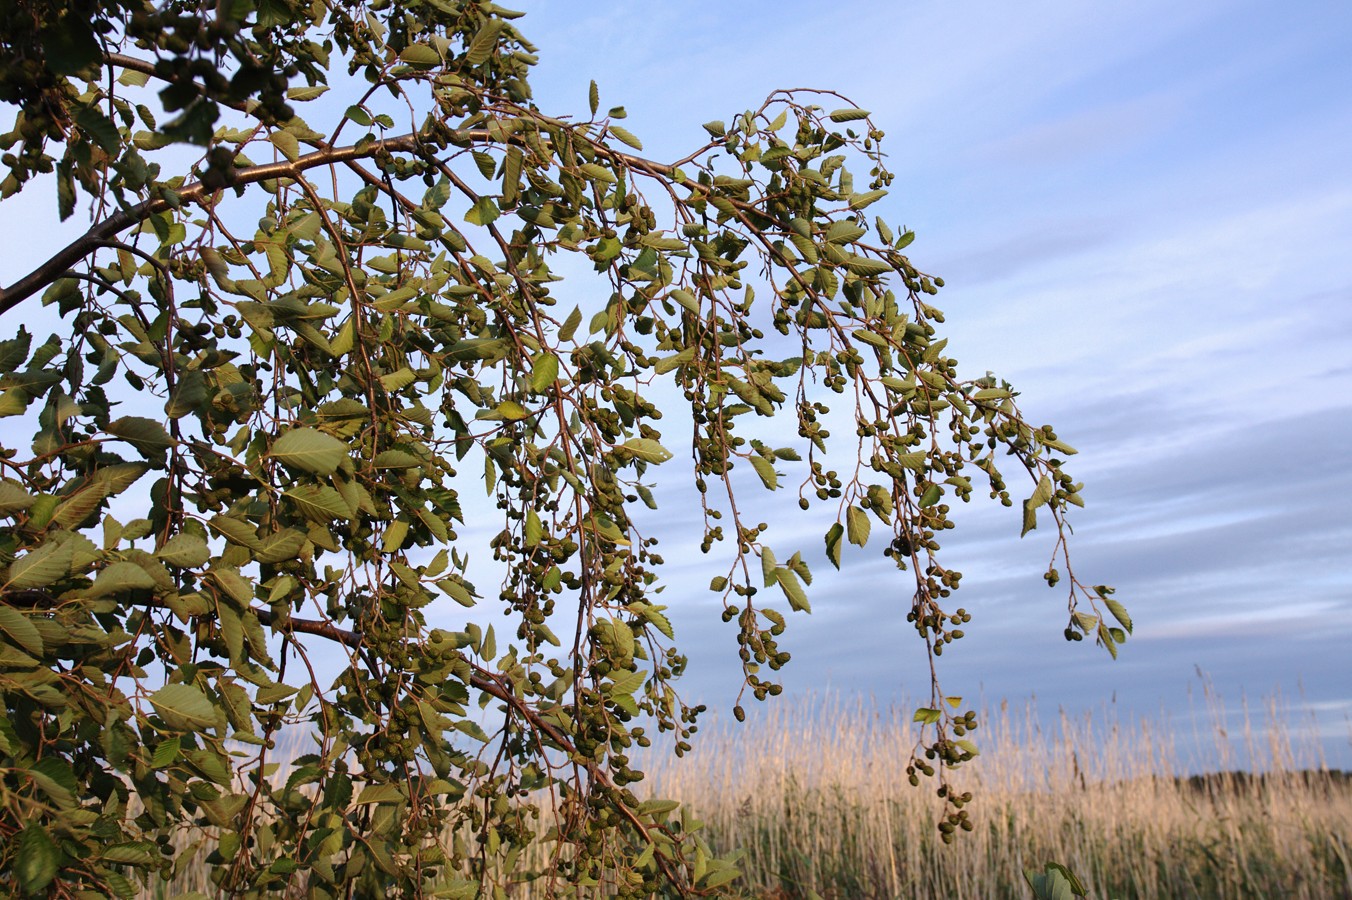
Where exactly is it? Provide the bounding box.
[0,0,1127,895]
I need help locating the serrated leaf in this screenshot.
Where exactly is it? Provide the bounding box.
[0,482,35,515]
[579,162,615,184]
[1029,475,1054,510]
[620,439,672,464]
[87,561,157,598]
[558,306,582,341]
[654,347,695,374]
[749,455,778,490]
[496,400,530,421]
[5,540,74,591]
[669,289,699,314]
[0,607,44,656]
[824,221,867,244]
[150,683,218,732]
[15,826,58,895]
[107,415,174,458]
[919,483,942,508]
[849,190,887,211]
[254,529,305,564]
[268,131,299,162]
[284,484,351,522]
[609,124,642,150]
[846,505,870,547]
[399,44,442,68]
[372,449,421,469]
[588,80,599,116]
[269,428,347,475]
[828,108,871,122]
[75,105,121,154]
[530,353,559,392]
[286,85,329,101]
[0,389,29,417]
[825,522,844,570]
[152,736,181,768]
[775,568,810,613]
[524,508,543,547]
[464,196,500,226]
[51,485,107,530]
[1105,598,1133,634]
[1021,499,1039,537]
[760,546,777,587]
[912,706,941,724]
[464,19,504,66]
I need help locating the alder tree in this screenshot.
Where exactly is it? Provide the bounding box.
[0,0,1129,895]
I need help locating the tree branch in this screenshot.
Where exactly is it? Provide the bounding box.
[0,133,421,315]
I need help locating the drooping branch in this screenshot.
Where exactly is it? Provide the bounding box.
[0,133,421,314]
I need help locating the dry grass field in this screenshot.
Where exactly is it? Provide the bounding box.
[146,687,1352,898]
[639,690,1352,899]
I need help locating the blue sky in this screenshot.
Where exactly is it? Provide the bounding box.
[1,1,1348,770]
[506,0,1352,767]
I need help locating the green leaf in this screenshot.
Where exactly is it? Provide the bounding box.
[524,508,543,547]
[254,529,306,564]
[0,481,35,515]
[620,439,673,464]
[372,450,422,469]
[846,505,870,547]
[1105,598,1133,634]
[399,44,442,68]
[268,130,300,162]
[495,400,530,421]
[15,826,59,895]
[107,416,175,460]
[149,683,218,732]
[824,221,867,244]
[912,706,941,724]
[464,196,500,226]
[87,561,157,598]
[849,190,888,211]
[287,85,330,101]
[5,540,74,591]
[829,108,871,122]
[0,607,44,656]
[284,484,351,522]
[609,125,643,150]
[269,428,348,475]
[653,347,695,374]
[775,568,810,613]
[760,546,777,587]
[749,455,778,490]
[919,483,942,508]
[559,306,582,341]
[75,105,121,154]
[1021,499,1039,537]
[0,389,29,417]
[669,289,699,315]
[588,79,599,116]
[51,485,107,530]
[464,19,504,66]
[530,353,560,392]
[151,736,181,768]
[824,522,844,570]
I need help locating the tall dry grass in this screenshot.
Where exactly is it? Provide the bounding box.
[638,689,1352,899]
[143,687,1352,898]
